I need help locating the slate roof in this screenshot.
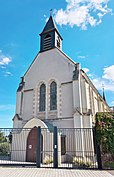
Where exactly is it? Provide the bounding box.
[41,15,56,34]
[40,15,63,40]
[12,114,23,121]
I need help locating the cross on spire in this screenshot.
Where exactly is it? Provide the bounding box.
[50,9,53,16]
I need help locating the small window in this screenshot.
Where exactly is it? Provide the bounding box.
[39,84,46,112]
[50,81,57,110]
[57,36,60,48]
[61,135,66,155]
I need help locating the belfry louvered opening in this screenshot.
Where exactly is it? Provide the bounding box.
[43,34,52,50]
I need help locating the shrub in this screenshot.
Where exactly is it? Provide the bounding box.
[0,142,10,156]
[43,155,53,164]
[73,157,93,167]
[96,112,114,154]
[104,162,114,169]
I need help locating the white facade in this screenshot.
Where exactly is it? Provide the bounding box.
[13,46,110,129]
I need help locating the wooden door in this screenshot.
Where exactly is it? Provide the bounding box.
[26,127,43,162]
[26,127,37,162]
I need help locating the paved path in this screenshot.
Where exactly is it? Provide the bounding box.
[0,168,114,177]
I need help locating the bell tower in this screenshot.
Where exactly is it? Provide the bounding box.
[40,15,63,52]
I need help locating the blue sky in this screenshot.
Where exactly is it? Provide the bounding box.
[0,0,114,127]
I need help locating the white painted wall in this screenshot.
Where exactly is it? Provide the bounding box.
[53,119,74,128]
[22,91,34,120]
[15,48,75,127]
[55,32,62,50]
[61,83,73,118]
[16,92,21,114]
[24,48,74,89]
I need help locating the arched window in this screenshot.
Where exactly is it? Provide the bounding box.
[57,36,60,48]
[45,34,51,39]
[39,84,46,112]
[50,81,57,110]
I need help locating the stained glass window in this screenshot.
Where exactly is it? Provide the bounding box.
[39,84,46,112]
[50,81,57,110]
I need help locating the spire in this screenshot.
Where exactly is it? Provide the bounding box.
[41,15,56,34]
[102,85,106,102]
[39,14,63,52]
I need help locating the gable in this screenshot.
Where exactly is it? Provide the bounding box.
[24,48,75,89]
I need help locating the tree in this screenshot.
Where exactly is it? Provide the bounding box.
[0,131,10,156]
[0,131,7,143]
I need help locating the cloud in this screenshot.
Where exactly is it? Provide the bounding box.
[92,77,105,90]
[1,66,6,69]
[0,57,11,65]
[0,104,15,111]
[0,50,12,76]
[0,50,12,66]
[110,101,114,106]
[44,14,47,18]
[82,67,89,73]
[4,71,13,76]
[91,77,114,92]
[88,65,114,92]
[102,65,114,81]
[78,55,86,59]
[54,0,112,29]
[81,65,114,92]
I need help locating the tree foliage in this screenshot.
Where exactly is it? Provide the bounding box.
[0,132,7,143]
[0,131,10,156]
[95,112,114,154]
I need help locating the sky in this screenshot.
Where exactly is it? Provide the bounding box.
[0,0,114,128]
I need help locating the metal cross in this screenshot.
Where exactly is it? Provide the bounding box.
[50,9,53,16]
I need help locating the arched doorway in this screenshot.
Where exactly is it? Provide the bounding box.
[26,127,43,162]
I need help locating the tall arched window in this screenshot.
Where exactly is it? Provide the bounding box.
[39,84,46,112]
[50,81,57,110]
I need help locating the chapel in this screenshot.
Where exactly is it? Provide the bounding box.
[11,14,111,164]
[13,15,110,130]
